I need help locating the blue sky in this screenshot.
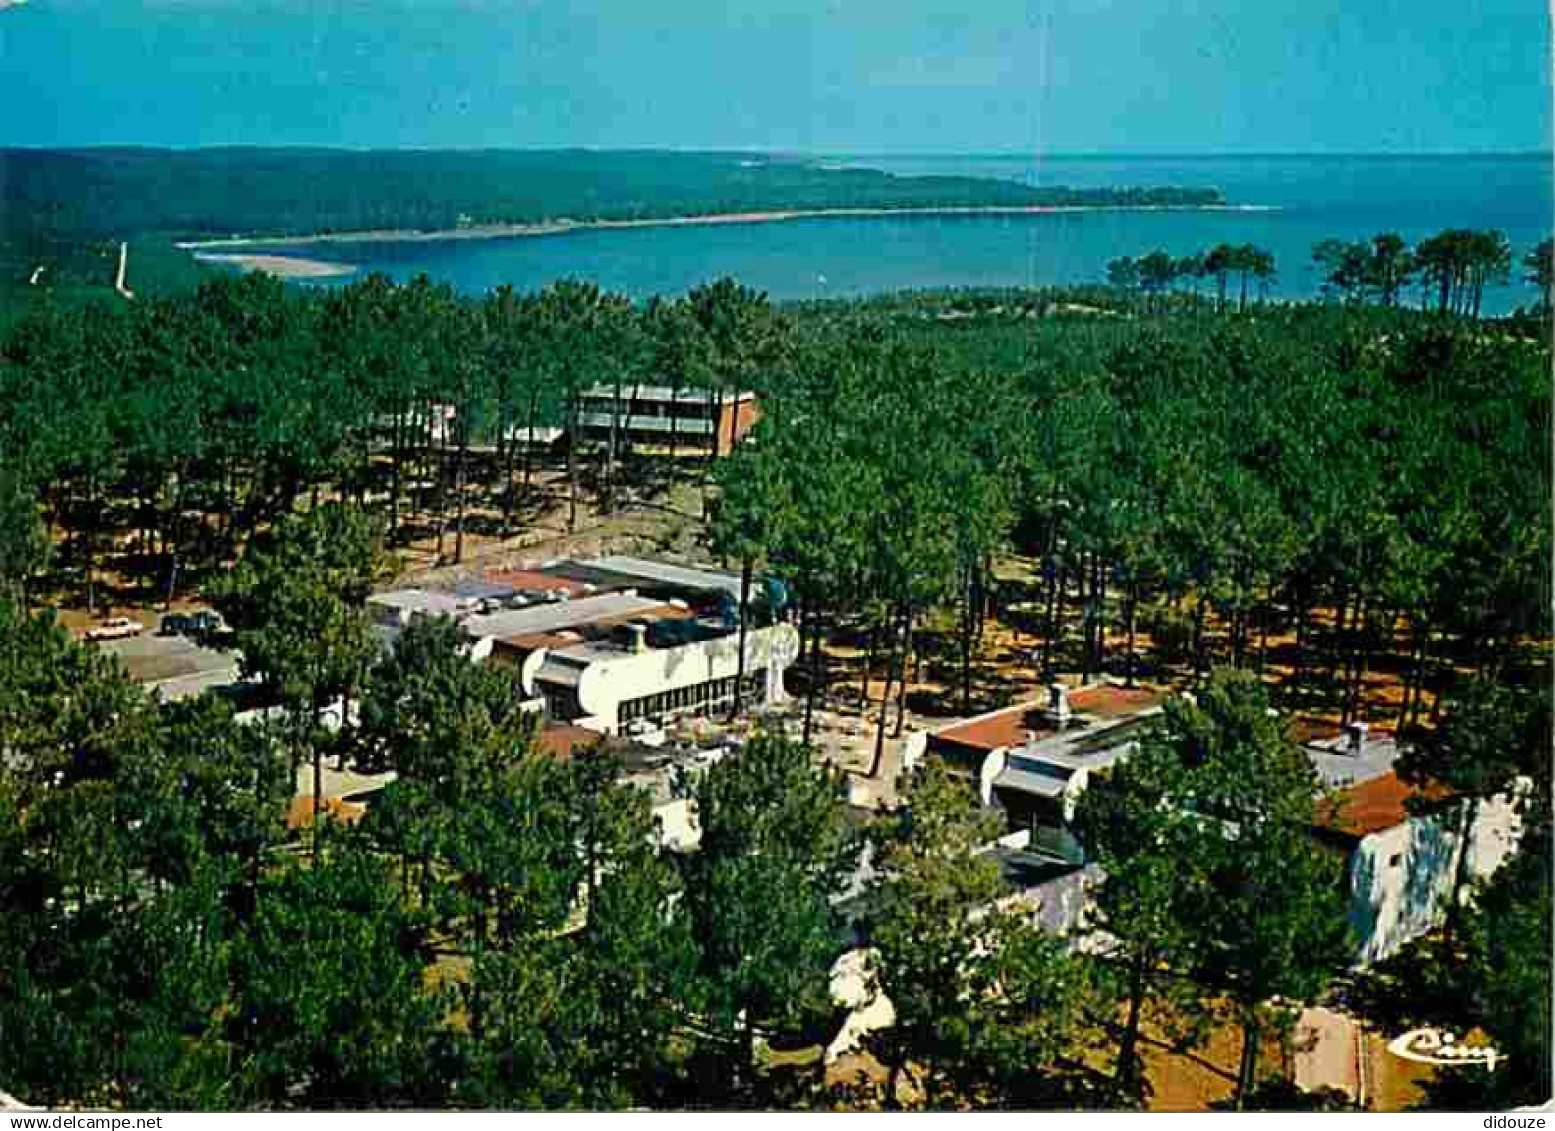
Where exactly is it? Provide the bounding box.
[1,0,1549,153]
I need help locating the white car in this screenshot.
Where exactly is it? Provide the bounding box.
[84,616,145,642]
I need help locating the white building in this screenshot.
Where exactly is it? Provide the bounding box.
[367,588,474,628]
[493,614,798,736]
[455,587,799,735]
[1308,727,1527,965]
[943,693,1527,967]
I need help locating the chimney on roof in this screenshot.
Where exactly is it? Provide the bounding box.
[1345,720,1369,755]
[1045,682,1072,729]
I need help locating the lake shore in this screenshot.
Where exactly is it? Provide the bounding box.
[174,202,1277,251]
[191,252,358,278]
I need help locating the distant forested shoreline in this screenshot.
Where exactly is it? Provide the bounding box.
[0,147,1223,288]
[2,147,1225,238]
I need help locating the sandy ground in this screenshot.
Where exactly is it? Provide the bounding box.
[1366,1028,1436,1110]
[193,252,357,279]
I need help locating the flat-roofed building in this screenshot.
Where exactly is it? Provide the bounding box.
[367,588,473,628]
[1307,725,1527,965]
[359,560,796,737]
[575,384,759,456]
[97,633,243,703]
[460,591,665,649]
[478,568,599,602]
[538,555,745,605]
[474,593,797,736]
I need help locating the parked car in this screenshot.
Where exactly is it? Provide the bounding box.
[84,617,145,642]
[192,610,227,634]
[160,610,225,637]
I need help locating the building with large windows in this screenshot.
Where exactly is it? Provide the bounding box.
[417,566,796,736]
[574,384,760,456]
[362,556,796,738]
[484,600,797,736]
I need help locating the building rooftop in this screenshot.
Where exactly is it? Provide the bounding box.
[932,703,1052,757]
[580,384,756,405]
[490,602,703,661]
[1307,729,1447,841]
[995,762,1071,799]
[495,630,587,654]
[931,684,1167,758]
[480,568,598,599]
[1312,770,1442,841]
[459,591,660,641]
[98,633,240,687]
[539,556,745,602]
[992,719,1143,799]
[448,577,523,602]
[535,724,607,760]
[1076,684,1168,718]
[1304,732,1402,790]
[1014,730,1140,774]
[368,589,470,616]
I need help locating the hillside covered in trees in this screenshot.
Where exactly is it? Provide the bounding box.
[0,264,1549,1110]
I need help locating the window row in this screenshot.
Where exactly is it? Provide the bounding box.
[619,672,765,725]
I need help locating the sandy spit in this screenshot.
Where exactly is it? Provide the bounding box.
[174,203,1279,252]
[192,252,358,279]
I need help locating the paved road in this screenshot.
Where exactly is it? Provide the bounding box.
[1294,1006,1361,1101]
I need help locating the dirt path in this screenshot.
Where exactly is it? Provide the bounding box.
[114,240,134,298]
[1293,1006,1361,1101]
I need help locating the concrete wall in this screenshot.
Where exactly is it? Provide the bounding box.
[653,797,700,852]
[978,748,1008,807]
[535,622,798,733]
[999,863,1105,941]
[714,395,761,455]
[1347,789,1525,965]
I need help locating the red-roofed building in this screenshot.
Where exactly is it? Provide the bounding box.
[1308,757,1525,965]
[927,684,1166,772]
[928,703,1054,771]
[482,569,597,600]
[535,724,606,760]
[1312,770,1446,844]
[928,685,1529,967]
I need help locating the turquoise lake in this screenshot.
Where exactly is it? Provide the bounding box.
[257,153,1552,314]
